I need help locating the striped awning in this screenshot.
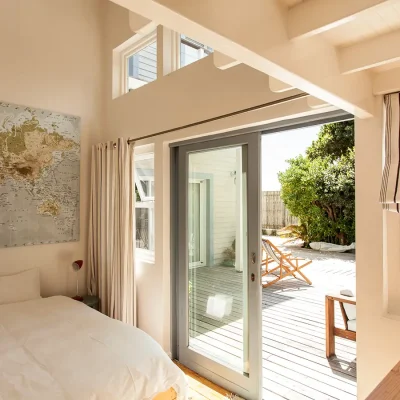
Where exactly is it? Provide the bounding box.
[380,93,400,212]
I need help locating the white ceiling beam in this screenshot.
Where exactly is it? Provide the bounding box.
[373,67,400,95]
[111,0,375,118]
[157,0,289,53]
[307,96,330,109]
[288,0,388,40]
[339,29,400,74]
[213,52,241,70]
[269,77,294,93]
[265,37,374,117]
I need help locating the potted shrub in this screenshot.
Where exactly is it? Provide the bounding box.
[222,239,236,267]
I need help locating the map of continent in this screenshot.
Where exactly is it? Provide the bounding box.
[0,102,80,248]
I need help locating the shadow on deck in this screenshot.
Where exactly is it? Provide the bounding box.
[188,253,357,400]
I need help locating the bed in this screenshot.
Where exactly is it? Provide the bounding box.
[0,295,188,399]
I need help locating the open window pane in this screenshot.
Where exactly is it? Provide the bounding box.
[127,40,157,91]
[136,206,153,251]
[180,35,213,68]
[135,154,155,253]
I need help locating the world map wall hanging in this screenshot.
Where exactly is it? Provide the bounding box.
[0,102,80,248]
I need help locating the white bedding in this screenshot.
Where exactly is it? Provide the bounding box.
[0,296,188,400]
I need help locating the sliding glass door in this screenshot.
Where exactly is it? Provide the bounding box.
[176,132,262,399]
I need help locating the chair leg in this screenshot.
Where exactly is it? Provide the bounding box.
[262,275,283,288]
[326,296,335,358]
[262,266,298,288]
[296,269,312,285]
[287,259,312,285]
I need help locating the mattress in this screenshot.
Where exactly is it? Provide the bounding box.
[0,296,187,399]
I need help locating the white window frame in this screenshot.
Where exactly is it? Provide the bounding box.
[179,35,213,69]
[114,29,214,98]
[121,30,157,95]
[135,152,155,202]
[135,201,155,261]
[135,152,155,262]
[188,178,207,269]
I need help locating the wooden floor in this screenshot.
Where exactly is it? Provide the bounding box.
[188,246,357,400]
[175,361,240,399]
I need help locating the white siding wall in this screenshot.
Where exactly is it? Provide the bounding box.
[189,148,237,266]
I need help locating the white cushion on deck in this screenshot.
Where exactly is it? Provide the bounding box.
[347,319,356,332]
[343,303,356,321]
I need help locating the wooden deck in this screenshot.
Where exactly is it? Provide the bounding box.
[188,247,356,400]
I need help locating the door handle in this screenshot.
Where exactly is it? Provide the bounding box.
[251,253,257,282]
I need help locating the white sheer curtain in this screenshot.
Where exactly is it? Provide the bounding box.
[87,138,136,325]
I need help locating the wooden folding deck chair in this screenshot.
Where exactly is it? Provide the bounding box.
[261,239,312,288]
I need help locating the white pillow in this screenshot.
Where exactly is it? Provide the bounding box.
[0,269,41,305]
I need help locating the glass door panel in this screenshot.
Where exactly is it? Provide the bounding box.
[188,146,248,373]
[177,132,261,400]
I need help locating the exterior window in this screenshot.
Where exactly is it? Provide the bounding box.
[124,32,157,93]
[180,35,213,68]
[135,153,155,258]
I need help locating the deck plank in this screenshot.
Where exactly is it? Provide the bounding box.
[187,249,357,400]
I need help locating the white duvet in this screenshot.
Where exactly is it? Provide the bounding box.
[0,296,188,400]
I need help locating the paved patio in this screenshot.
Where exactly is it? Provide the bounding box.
[188,238,356,400]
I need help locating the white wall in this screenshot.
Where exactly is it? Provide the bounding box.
[0,0,104,297]
[355,100,400,399]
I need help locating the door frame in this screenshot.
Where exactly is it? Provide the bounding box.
[174,131,262,400]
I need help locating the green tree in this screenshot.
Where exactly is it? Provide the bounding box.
[278,121,355,246]
[307,122,354,160]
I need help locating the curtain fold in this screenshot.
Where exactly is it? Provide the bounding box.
[380,93,400,213]
[88,138,136,325]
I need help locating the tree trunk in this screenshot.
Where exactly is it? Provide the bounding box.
[336,231,347,246]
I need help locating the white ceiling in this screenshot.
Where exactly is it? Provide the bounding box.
[372,59,400,73]
[280,0,400,48]
[280,0,400,76]
[321,0,400,47]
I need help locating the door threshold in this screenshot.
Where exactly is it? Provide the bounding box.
[174,361,244,400]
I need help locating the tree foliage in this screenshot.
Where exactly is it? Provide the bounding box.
[278,121,355,245]
[306,122,354,160]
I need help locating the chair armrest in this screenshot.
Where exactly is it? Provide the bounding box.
[326,293,356,305]
[286,255,307,261]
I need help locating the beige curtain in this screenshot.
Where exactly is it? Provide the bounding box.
[87,138,136,325]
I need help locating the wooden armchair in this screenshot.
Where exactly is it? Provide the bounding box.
[325,293,356,358]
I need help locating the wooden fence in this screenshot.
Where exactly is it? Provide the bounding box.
[261,191,298,230]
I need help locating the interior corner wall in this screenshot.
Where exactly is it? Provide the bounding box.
[0,0,105,297]
[355,98,400,399]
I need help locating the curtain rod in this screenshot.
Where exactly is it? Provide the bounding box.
[126,92,309,145]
